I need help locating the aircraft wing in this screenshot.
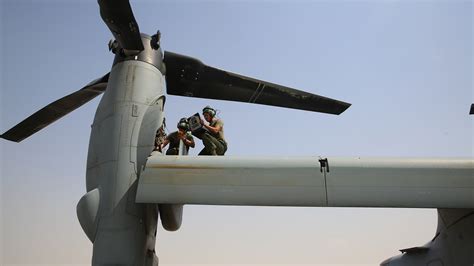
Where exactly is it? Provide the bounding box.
[136,156,473,208]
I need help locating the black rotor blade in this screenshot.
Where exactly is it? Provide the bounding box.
[98,0,144,52]
[1,73,110,142]
[470,104,474,115]
[164,51,351,115]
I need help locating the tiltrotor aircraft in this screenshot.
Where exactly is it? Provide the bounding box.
[1,1,473,266]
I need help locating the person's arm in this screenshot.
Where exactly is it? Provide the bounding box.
[186,135,195,148]
[203,119,222,134]
[180,133,195,148]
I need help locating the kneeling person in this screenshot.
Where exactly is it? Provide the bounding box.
[199,106,227,155]
[162,118,195,155]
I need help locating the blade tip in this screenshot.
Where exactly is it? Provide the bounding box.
[333,102,352,115]
[1,133,23,143]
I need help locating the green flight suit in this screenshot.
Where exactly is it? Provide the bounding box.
[166,131,194,155]
[199,118,227,156]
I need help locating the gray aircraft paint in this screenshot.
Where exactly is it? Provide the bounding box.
[153,138,187,232]
[77,35,164,265]
[136,156,473,208]
[2,2,471,265]
[381,209,474,266]
[137,156,473,266]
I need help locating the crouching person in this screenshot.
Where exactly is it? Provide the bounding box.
[199,106,227,155]
[162,118,195,155]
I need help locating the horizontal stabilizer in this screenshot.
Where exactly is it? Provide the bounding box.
[1,73,109,142]
[399,247,429,254]
[164,51,351,115]
[136,156,473,208]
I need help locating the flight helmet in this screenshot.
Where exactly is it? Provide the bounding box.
[177,118,189,131]
[202,106,216,117]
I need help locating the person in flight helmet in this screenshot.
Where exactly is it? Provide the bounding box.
[199,106,227,155]
[162,118,195,155]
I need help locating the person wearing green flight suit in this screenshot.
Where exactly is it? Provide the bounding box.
[162,118,195,155]
[199,106,227,155]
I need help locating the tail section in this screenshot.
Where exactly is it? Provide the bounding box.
[381,209,474,266]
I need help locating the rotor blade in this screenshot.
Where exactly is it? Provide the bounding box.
[98,0,144,53]
[470,104,473,115]
[163,51,351,115]
[1,73,110,142]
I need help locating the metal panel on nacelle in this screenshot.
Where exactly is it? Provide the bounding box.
[136,156,473,209]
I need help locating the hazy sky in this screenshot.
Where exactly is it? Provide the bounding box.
[1,0,472,265]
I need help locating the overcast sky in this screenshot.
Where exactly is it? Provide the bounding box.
[1,0,472,265]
